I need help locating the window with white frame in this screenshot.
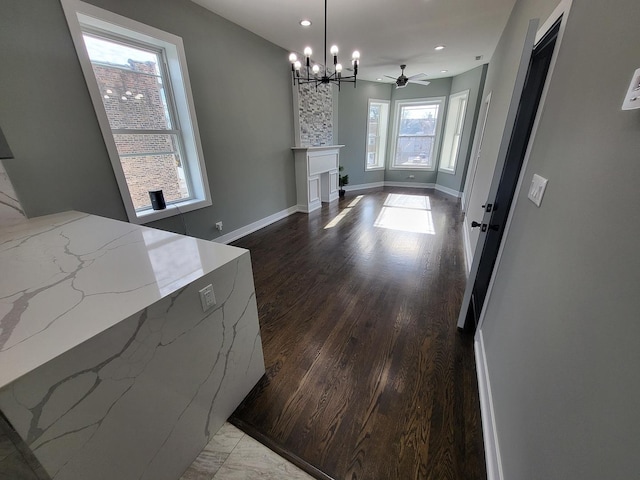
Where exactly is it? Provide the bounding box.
[365,99,389,170]
[61,0,210,223]
[439,90,469,174]
[390,98,445,170]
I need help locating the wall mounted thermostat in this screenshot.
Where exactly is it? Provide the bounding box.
[622,67,640,110]
[528,174,548,207]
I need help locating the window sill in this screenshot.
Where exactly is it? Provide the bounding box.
[131,198,211,224]
[365,166,386,172]
[438,168,456,174]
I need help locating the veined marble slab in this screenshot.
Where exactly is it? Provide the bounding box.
[0,161,26,228]
[0,211,245,388]
[0,211,265,480]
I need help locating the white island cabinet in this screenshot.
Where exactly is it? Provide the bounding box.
[0,211,265,480]
[292,145,344,213]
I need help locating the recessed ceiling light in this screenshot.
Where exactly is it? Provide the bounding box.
[376,77,383,81]
[440,69,448,73]
[435,45,445,51]
[300,19,311,27]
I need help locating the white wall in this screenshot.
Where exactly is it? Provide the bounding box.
[476,0,640,478]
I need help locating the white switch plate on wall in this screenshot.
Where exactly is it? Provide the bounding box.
[528,174,548,207]
[622,67,640,110]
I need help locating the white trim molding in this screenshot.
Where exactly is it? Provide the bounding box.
[344,181,462,198]
[343,181,386,192]
[213,205,299,244]
[384,181,435,189]
[475,331,504,480]
[462,219,473,275]
[434,184,462,198]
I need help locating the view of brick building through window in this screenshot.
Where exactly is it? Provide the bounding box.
[91,56,188,210]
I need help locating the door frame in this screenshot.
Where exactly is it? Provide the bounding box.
[474,0,573,334]
[462,91,492,272]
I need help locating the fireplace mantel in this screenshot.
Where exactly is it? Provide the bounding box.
[292,145,344,213]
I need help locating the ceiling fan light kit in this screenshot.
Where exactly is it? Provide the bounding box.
[289,0,359,90]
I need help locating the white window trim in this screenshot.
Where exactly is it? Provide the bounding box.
[389,97,446,171]
[365,99,389,171]
[439,89,470,174]
[61,0,211,224]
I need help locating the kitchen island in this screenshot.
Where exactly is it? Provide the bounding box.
[0,211,264,480]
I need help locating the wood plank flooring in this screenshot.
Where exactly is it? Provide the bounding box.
[230,188,485,480]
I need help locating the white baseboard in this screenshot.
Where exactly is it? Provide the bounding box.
[345,181,461,198]
[475,330,504,480]
[343,181,385,192]
[463,219,473,275]
[212,205,299,244]
[384,181,435,189]
[434,184,463,198]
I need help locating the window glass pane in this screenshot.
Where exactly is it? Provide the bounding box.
[366,100,389,170]
[399,105,439,136]
[84,34,173,131]
[114,133,189,210]
[439,91,468,172]
[395,136,434,167]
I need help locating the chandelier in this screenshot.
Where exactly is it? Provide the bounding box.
[288,0,360,90]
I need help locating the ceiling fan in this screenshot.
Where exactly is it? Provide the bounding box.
[385,64,430,89]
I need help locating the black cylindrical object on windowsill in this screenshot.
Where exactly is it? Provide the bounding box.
[149,190,166,210]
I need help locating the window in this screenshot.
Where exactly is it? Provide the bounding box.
[439,90,469,174]
[365,99,389,170]
[390,98,445,170]
[61,0,210,223]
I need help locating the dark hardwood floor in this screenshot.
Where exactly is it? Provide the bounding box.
[230,187,485,480]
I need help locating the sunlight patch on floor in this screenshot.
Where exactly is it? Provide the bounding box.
[374,194,435,234]
[325,195,364,229]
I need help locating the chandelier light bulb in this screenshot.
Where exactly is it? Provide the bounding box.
[288,0,359,90]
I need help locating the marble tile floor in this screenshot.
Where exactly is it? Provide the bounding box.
[0,418,314,480]
[180,423,315,480]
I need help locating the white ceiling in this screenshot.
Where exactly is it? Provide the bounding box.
[190,0,517,84]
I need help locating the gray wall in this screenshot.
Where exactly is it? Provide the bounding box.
[336,80,391,187]
[0,0,295,240]
[435,64,488,192]
[477,0,640,478]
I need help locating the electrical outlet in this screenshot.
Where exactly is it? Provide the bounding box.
[199,284,216,312]
[408,174,415,179]
[215,221,223,231]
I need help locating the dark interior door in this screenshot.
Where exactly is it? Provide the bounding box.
[458,19,561,332]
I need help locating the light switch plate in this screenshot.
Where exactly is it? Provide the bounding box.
[528,174,548,207]
[622,67,640,110]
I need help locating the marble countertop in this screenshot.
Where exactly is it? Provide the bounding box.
[0,211,246,389]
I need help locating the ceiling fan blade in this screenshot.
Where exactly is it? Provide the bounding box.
[407,73,429,80]
[384,75,398,80]
[408,79,431,86]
